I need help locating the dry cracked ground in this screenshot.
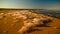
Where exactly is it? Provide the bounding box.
[0,10,60,34]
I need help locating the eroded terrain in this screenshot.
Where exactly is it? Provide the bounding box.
[0,9,60,34]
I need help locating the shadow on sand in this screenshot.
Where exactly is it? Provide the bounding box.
[25,19,52,34]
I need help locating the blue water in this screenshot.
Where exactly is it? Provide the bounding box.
[35,10,60,18]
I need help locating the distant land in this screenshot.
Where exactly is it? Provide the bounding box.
[0,8,60,19]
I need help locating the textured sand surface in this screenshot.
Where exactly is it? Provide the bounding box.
[0,10,60,34]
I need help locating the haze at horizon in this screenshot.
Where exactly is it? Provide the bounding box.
[0,0,60,10]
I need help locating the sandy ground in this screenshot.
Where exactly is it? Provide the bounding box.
[0,9,60,34]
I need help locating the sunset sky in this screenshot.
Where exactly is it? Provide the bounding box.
[0,0,60,10]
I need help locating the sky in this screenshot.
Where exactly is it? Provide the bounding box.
[0,0,60,10]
